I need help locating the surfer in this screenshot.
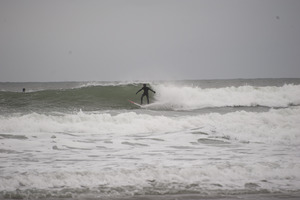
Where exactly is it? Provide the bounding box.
[136,84,156,104]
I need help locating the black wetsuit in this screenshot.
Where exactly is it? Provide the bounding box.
[136,86,156,104]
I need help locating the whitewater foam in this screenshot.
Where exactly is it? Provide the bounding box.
[152,84,300,110]
[1,108,300,198]
[1,107,300,145]
[1,163,299,191]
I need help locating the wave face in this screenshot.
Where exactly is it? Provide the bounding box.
[1,81,300,113]
[0,84,143,113]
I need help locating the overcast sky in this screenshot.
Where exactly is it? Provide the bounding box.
[0,0,300,82]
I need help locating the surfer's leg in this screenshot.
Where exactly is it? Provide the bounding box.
[146,95,149,104]
[141,94,144,105]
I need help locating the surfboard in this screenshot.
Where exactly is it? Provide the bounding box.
[128,100,142,107]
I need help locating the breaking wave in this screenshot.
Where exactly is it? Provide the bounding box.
[0,83,299,113]
[1,107,300,145]
[151,84,300,110]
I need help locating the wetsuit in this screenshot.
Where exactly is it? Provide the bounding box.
[136,85,156,104]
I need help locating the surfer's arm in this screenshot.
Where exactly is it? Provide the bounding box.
[149,88,156,93]
[136,88,143,94]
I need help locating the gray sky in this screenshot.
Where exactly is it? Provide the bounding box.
[0,0,300,82]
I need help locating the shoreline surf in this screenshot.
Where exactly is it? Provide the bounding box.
[1,79,300,200]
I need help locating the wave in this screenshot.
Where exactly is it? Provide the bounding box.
[151,83,300,110]
[1,83,300,112]
[0,81,149,93]
[1,165,299,199]
[1,107,300,198]
[0,84,143,112]
[1,107,300,145]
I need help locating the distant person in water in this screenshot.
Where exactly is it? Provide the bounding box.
[22,88,26,93]
[136,84,156,104]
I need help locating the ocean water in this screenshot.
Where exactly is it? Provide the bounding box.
[0,79,300,200]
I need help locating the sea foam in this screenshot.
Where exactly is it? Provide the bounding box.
[1,107,299,145]
[152,84,300,110]
[1,108,300,198]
